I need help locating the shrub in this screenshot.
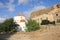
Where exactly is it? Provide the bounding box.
[0,18,16,33]
[26,20,40,32]
[41,20,50,25]
[41,20,55,25]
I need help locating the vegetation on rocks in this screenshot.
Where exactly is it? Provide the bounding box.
[0,18,40,33]
[26,20,40,32]
[41,20,55,25]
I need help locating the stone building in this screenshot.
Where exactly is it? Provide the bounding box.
[30,4,60,24]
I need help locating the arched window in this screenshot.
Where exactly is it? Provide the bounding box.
[56,14,58,16]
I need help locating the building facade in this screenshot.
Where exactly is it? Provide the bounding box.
[13,14,27,32]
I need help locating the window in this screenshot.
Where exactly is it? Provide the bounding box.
[57,4,60,8]
[56,14,58,16]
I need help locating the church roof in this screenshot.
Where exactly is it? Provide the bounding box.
[17,14,24,16]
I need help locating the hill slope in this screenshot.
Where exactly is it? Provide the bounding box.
[30,4,60,18]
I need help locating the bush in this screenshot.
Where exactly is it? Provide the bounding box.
[26,20,40,32]
[41,20,50,25]
[0,18,16,33]
[41,20,55,25]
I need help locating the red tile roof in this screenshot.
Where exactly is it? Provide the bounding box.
[17,14,24,16]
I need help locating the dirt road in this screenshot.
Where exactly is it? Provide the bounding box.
[0,25,60,40]
[9,25,60,40]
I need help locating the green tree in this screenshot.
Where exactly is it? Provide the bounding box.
[0,18,16,33]
[26,20,40,32]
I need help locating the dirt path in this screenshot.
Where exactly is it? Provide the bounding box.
[0,25,60,40]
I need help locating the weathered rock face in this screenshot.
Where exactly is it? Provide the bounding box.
[30,7,53,18]
[30,4,60,24]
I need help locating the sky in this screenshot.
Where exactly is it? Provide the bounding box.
[0,0,60,23]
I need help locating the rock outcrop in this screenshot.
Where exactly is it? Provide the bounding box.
[30,4,60,18]
[30,3,60,24]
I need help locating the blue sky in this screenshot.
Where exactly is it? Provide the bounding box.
[0,0,60,23]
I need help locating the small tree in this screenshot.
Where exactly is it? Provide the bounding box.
[26,20,40,32]
[0,18,16,33]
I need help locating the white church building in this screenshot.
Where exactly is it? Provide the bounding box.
[13,14,27,32]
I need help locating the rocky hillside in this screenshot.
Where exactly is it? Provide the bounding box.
[30,4,60,18]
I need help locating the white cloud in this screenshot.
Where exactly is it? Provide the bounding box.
[0,2,4,8]
[7,4,15,12]
[23,5,46,19]
[1,0,15,12]
[0,17,6,23]
[5,0,15,12]
[40,1,44,4]
[0,15,9,23]
[32,5,46,11]
[18,0,28,5]
[0,0,15,12]
[9,0,14,4]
